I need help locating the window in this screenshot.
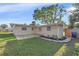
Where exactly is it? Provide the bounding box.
[32,27,34,31]
[22,27,27,31]
[47,26,51,31]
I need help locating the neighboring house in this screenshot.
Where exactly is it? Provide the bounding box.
[0,27,12,32]
[71,27,79,39]
[0,27,2,32]
[0,27,5,32]
[5,27,13,32]
[11,23,64,40]
[71,22,79,39]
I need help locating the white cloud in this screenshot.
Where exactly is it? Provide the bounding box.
[0,3,54,25]
[0,4,32,13]
[66,7,76,15]
[0,18,25,24]
[66,7,76,11]
[0,3,53,13]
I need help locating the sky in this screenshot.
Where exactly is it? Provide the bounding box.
[0,3,73,25]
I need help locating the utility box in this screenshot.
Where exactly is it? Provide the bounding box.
[71,27,79,39]
[72,32,77,39]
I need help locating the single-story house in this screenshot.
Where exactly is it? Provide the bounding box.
[0,26,12,32]
[11,23,64,40]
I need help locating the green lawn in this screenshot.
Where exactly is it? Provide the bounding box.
[0,32,79,56]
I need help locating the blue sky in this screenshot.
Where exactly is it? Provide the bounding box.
[0,3,73,25]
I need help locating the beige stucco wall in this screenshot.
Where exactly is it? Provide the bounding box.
[37,26,63,38]
[57,26,64,38]
[31,27,39,35]
[13,25,63,39]
[13,26,33,35]
[71,28,79,33]
[13,25,39,40]
[16,34,39,40]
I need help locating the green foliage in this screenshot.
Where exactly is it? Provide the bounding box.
[74,23,79,28]
[69,15,75,28]
[58,36,66,40]
[0,24,8,29]
[74,48,79,56]
[73,3,79,9]
[33,4,66,24]
[69,3,79,28]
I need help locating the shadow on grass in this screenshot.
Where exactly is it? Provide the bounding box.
[0,33,16,43]
[3,38,65,56]
[0,34,15,38]
[62,39,76,56]
[2,36,78,56]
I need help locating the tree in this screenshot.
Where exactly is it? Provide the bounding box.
[73,3,79,9]
[69,14,75,28]
[32,21,36,25]
[73,3,79,22]
[0,24,8,29]
[52,4,66,24]
[33,4,66,24]
[33,6,55,24]
[69,3,79,28]
[75,23,79,28]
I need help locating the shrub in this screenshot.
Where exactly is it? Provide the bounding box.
[58,36,66,40]
[52,35,58,40]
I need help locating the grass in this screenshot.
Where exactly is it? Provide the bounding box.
[74,43,79,56]
[0,32,79,56]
